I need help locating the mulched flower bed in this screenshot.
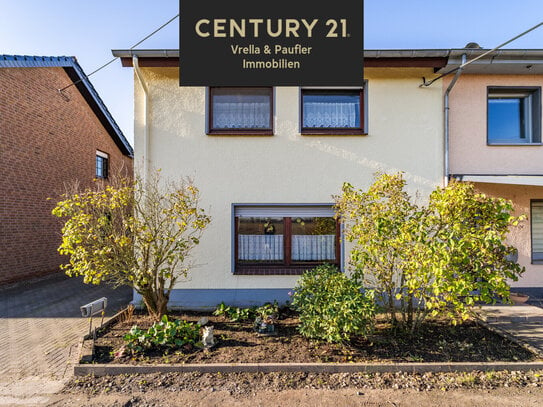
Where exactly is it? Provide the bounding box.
[92,310,535,364]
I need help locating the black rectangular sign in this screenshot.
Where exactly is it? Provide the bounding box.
[179,0,363,86]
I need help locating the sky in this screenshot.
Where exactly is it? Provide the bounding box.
[1,1,543,146]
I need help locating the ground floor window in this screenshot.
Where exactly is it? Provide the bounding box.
[531,200,543,263]
[233,205,340,275]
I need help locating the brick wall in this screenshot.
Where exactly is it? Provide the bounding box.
[0,66,133,285]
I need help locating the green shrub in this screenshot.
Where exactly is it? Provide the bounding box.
[213,301,279,322]
[123,315,200,354]
[291,264,376,343]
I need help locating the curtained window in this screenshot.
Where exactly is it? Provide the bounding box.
[209,87,273,134]
[234,206,340,274]
[301,89,364,134]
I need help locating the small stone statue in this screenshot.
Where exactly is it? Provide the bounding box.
[202,325,215,348]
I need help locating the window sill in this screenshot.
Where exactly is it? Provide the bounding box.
[531,260,543,265]
[487,142,542,146]
[234,263,339,275]
[208,129,274,136]
[301,129,367,136]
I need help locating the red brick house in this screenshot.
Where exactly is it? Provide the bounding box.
[0,55,133,286]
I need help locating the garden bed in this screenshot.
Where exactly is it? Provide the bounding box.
[91,311,536,365]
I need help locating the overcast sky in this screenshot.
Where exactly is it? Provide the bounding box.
[1,1,543,145]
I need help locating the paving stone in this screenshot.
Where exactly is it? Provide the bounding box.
[0,273,131,382]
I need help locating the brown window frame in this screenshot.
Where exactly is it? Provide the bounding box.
[234,216,341,275]
[208,87,274,135]
[300,88,366,135]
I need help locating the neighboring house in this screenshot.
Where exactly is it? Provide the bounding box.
[0,55,133,286]
[113,49,446,308]
[445,48,543,298]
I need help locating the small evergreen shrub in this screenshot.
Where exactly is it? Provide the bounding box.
[291,264,376,343]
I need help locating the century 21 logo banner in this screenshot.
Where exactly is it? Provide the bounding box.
[179,0,364,86]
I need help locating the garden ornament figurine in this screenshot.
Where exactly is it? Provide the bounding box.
[202,325,215,348]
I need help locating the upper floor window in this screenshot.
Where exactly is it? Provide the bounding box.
[96,151,109,179]
[233,205,340,275]
[208,87,273,135]
[487,87,541,145]
[301,88,365,135]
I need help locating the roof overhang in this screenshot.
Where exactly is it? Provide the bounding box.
[452,175,543,187]
[438,49,543,75]
[112,49,448,69]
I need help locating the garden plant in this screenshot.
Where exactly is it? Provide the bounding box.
[335,173,525,332]
[52,171,210,321]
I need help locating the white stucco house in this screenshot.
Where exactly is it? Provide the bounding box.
[112,48,543,308]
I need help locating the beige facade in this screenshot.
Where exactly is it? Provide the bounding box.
[120,48,543,306]
[132,66,444,302]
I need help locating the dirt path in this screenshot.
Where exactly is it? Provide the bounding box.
[47,387,543,406]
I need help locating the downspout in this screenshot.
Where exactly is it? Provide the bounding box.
[132,55,149,184]
[444,53,466,186]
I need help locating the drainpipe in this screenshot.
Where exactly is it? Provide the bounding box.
[132,55,149,184]
[444,53,466,186]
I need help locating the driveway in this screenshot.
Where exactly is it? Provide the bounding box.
[0,273,131,406]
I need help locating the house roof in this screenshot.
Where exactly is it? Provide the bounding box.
[0,55,133,157]
[112,48,543,75]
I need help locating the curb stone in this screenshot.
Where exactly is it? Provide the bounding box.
[78,307,131,364]
[74,361,543,376]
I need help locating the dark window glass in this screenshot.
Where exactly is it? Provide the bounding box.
[488,88,541,144]
[96,155,108,178]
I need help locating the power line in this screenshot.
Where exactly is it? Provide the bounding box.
[420,21,543,87]
[58,13,179,93]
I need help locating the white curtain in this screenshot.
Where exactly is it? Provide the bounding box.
[292,235,336,261]
[213,98,270,129]
[303,101,358,128]
[238,235,283,261]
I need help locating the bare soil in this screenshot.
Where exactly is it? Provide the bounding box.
[93,311,535,364]
[60,371,543,406]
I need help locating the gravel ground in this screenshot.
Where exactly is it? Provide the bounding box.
[54,371,543,406]
[65,370,543,395]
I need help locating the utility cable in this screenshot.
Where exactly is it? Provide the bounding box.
[420,21,543,87]
[58,13,179,93]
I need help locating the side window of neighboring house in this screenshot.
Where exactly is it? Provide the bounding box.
[301,87,366,135]
[208,87,273,135]
[532,200,543,263]
[233,205,340,275]
[96,151,109,179]
[487,87,541,145]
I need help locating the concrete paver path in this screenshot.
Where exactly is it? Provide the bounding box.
[0,273,131,405]
[478,304,543,358]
